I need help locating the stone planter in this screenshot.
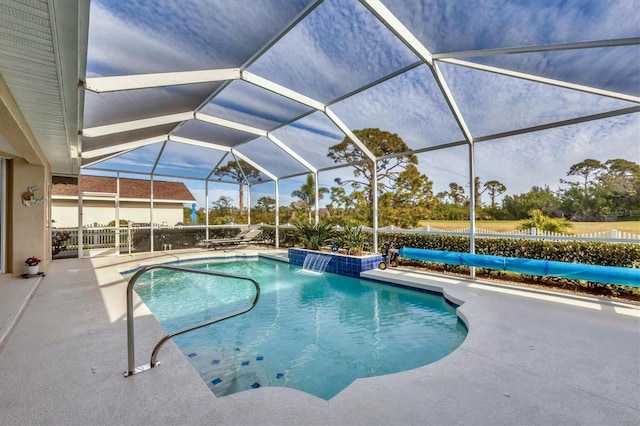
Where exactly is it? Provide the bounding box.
[288,248,384,278]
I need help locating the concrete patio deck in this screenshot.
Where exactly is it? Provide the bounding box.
[1,249,638,425]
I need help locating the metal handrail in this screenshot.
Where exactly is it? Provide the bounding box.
[124,264,260,377]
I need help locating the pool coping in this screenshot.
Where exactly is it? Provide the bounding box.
[1,248,639,425]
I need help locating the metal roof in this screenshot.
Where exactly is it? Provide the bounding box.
[0,0,638,183]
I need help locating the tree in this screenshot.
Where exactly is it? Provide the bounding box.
[215,160,260,214]
[567,159,604,196]
[255,196,276,213]
[328,186,349,212]
[597,159,640,217]
[502,186,560,219]
[328,128,417,207]
[438,182,467,206]
[211,195,233,215]
[379,165,435,227]
[483,180,507,208]
[291,174,329,222]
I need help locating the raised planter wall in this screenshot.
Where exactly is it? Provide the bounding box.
[288,248,385,278]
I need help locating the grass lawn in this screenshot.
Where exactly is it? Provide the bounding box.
[418,220,640,235]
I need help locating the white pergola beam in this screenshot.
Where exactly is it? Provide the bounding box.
[195,112,268,136]
[232,149,278,181]
[267,133,317,173]
[82,112,193,137]
[440,58,640,104]
[82,136,167,158]
[168,135,232,151]
[361,0,433,65]
[84,69,241,93]
[242,71,326,110]
[325,107,377,161]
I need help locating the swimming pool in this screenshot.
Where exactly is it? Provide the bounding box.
[131,257,467,400]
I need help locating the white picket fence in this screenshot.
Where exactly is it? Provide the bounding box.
[373,225,640,243]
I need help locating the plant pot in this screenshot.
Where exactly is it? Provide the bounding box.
[26,265,39,275]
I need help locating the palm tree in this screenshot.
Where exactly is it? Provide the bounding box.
[291,174,328,221]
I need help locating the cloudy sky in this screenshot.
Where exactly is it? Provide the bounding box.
[83,0,639,211]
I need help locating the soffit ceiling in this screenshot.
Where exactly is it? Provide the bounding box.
[0,0,638,182]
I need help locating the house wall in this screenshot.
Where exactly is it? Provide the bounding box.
[52,199,186,227]
[9,158,49,275]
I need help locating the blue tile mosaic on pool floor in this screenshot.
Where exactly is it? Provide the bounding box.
[187,352,197,358]
[241,361,249,366]
[211,378,222,385]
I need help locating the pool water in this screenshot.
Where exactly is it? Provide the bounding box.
[131,258,467,400]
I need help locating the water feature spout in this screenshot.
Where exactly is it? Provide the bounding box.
[303,252,333,273]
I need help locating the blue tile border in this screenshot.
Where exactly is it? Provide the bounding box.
[288,248,384,278]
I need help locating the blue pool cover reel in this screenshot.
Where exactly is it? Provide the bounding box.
[397,248,640,287]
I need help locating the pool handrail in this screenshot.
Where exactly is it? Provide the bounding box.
[124,264,261,377]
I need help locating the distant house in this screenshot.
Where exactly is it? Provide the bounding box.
[52,176,196,227]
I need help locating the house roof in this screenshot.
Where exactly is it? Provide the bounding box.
[52,175,195,202]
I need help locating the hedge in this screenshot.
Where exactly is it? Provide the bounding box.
[376,233,640,268]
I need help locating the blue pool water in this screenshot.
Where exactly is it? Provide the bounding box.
[131,258,467,400]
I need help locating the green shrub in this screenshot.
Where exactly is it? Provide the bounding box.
[293,221,335,250]
[337,224,366,255]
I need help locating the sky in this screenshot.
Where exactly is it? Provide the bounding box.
[82,0,640,212]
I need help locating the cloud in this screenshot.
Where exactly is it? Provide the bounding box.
[248,0,418,102]
[385,0,640,53]
[88,0,313,76]
[201,81,311,130]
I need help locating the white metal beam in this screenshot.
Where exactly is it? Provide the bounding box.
[440,58,640,103]
[325,107,377,161]
[473,106,640,143]
[82,136,167,158]
[242,71,325,110]
[195,112,268,136]
[432,37,640,60]
[168,135,232,151]
[430,62,475,144]
[361,0,433,65]
[82,112,193,137]
[84,69,241,93]
[231,149,278,181]
[266,134,316,173]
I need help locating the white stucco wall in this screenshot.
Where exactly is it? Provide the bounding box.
[52,198,186,228]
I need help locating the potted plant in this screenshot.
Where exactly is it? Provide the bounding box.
[25,256,41,275]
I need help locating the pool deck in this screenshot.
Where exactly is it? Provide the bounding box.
[1,248,638,425]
